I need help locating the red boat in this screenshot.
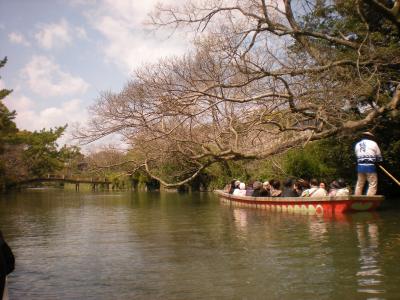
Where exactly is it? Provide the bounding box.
[215,190,384,216]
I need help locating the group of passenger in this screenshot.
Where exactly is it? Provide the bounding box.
[225,177,350,198]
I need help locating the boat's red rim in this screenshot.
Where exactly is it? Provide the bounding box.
[214,190,384,202]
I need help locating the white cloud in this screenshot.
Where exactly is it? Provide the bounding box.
[21,55,89,97]
[35,19,72,49]
[5,95,88,144]
[75,26,87,39]
[8,32,31,46]
[3,94,33,112]
[68,0,97,7]
[39,99,85,127]
[34,19,87,50]
[85,0,189,73]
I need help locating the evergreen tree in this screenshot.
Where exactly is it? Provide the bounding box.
[0,57,83,190]
[0,57,17,145]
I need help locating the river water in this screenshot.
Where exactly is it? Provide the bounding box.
[1,190,400,299]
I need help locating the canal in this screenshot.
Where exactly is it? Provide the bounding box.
[1,190,400,299]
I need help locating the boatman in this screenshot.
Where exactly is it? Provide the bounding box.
[354,131,382,196]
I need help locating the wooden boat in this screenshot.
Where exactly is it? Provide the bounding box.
[215,190,384,216]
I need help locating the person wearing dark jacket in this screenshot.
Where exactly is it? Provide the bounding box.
[0,230,15,300]
[259,181,270,196]
[270,180,282,197]
[252,181,263,197]
[281,178,299,197]
[227,179,237,194]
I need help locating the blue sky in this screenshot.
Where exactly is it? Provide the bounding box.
[0,0,187,146]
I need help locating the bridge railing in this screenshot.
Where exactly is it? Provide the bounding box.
[46,174,110,183]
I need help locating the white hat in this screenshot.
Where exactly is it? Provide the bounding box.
[361,131,375,138]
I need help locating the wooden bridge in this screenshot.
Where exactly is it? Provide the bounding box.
[16,174,111,191]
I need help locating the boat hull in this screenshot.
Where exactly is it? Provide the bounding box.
[215,190,384,216]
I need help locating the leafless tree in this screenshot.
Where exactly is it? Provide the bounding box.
[78,0,400,186]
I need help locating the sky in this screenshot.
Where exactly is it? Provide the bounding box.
[0,0,188,146]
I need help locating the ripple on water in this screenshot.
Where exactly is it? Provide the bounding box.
[1,191,400,299]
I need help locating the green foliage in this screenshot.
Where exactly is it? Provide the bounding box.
[284,149,325,180]
[0,57,7,68]
[147,150,207,185]
[1,57,82,190]
[373,114,400,197]
[204,160,250,190]
[0,89,12,102]
[19,126,68,177]
[250,157,285,182]
[283,140,348,182]
[0,57,16,144]
[0,103,16,136]
[0,57,18,189]
[202,137,356,189]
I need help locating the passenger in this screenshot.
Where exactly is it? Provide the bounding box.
[301,178,328,197]
[259,181,270,196]
[281,178,298,197]
[231,181,240,195]
[336,178,350,196]
[227,179,238,194]
[268,179,276,193]
[235,180,240,189]
[224,182,231,193]
[225,179,240,194]
[294,179,309,196]
[328,180,340,196]
[252,181,263,197]
[319,181,327,191]
[233,182,247,196]
[270,180,282,197]
[293,181,302,196]
[245,180,255,196]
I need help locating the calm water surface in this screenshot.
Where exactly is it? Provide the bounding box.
[1,190,400,299]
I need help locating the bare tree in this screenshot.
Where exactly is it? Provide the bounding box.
[78,0,400,186]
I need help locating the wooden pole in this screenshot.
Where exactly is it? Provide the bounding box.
[379,165,400,187]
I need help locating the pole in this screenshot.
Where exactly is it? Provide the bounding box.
[378,165,400,187]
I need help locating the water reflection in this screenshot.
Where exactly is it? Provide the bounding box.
[308,218,328,243]
[1,191,400,299]
[233,208,248,232]
[356,222,385,296]
[225,205,390,299]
